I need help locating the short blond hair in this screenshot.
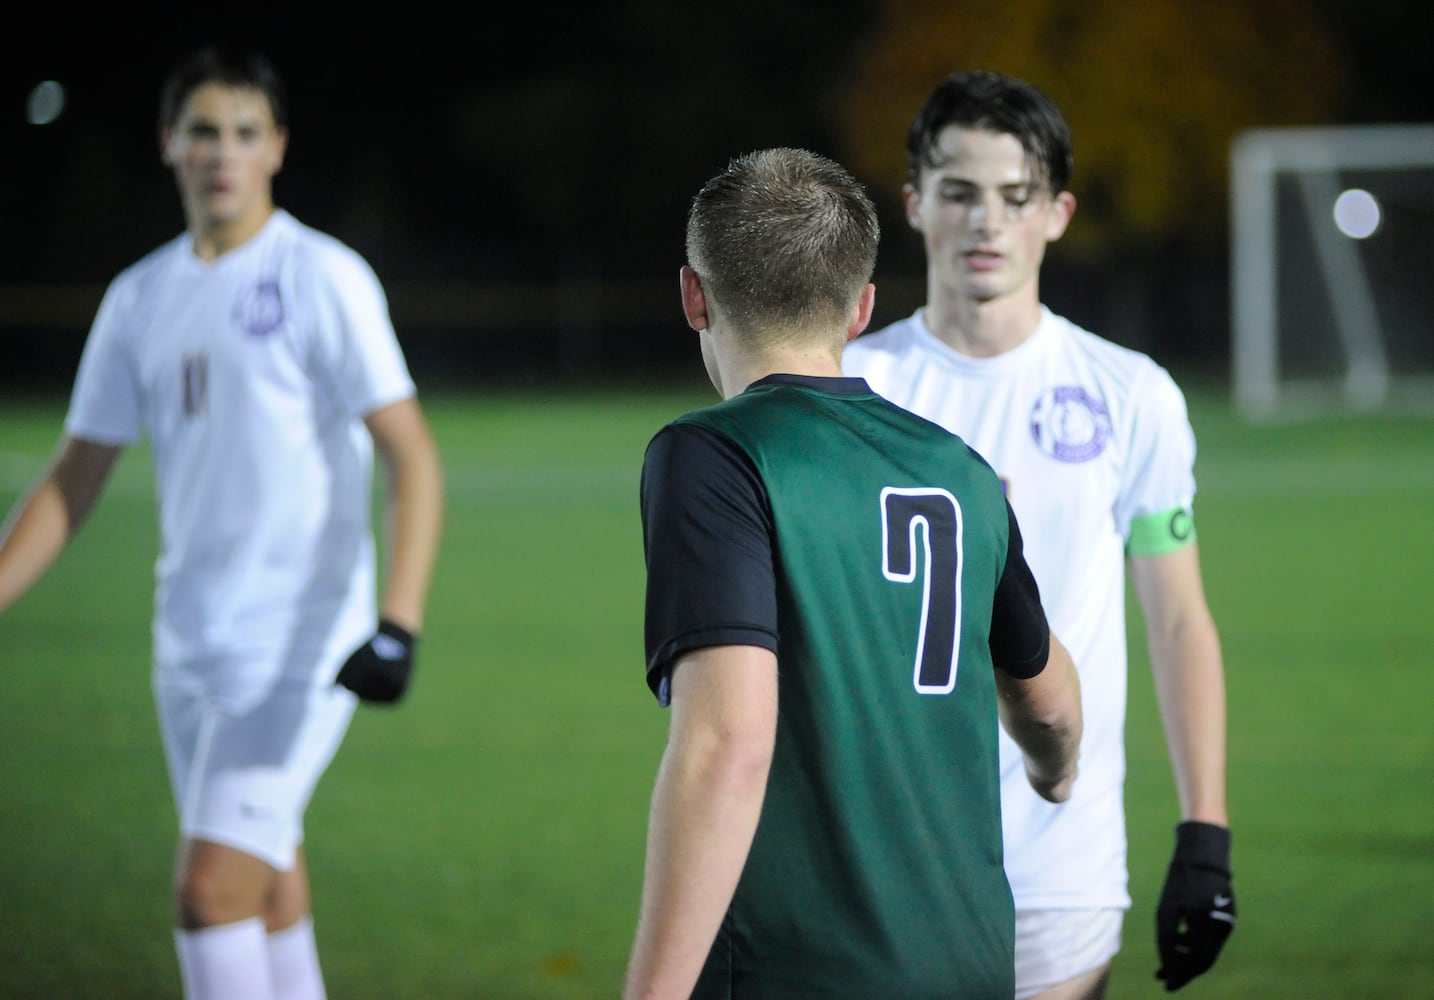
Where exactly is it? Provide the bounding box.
[686,148,878,341]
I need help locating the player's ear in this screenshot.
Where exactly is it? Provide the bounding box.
[679,265,709,332]
[847,283,876,342]
[270,127,289,175]
[159,129,175,167]
[1046,190,1076,241]
[902,183,923,232]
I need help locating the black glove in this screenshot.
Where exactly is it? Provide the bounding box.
[336,619,416,704]
[1156,821,1236,991]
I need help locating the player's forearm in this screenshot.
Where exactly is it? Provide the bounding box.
[626,649,776,1000]
[0,479,73,612]
[1011,717,1081,803]
[0,437,118,613]
[1151,619,1228,824]
[997,634,1083,802]
[1131,545,1229,825]
[376,431,444,633]
[624,728,771,1000]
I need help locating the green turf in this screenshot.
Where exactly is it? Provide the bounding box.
[2,384,1432,998]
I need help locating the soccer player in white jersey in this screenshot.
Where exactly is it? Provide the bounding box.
[0,47,444,1000]
[843,71,1235,998]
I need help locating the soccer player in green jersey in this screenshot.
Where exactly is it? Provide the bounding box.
[624,147,1084,999]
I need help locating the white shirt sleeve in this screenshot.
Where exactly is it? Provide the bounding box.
[302,244,415,420]
[1113,362,1198,539]
[64,274,144,445]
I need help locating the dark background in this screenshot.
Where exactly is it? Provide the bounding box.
[3,2,1431,393]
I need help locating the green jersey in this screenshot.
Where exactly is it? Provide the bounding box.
[641,375,1050,999]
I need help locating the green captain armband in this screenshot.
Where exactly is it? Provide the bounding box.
[1126,505,1198,557]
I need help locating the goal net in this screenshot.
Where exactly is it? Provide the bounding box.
[1230,124,1434,421]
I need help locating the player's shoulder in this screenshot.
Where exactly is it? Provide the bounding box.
[115,231,187,280]
[644,410,752,486]
[269,211,382,286]
[262,214,393,321]
[663,379,841,453]
[103,232,189,307]
[844,312,923,361]
[1045,309,1183,399]
[1047,310,1153,366]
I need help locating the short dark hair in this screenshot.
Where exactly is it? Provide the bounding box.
[686,148,879,338]
[158,45,288,134]
[906,71,1072,194]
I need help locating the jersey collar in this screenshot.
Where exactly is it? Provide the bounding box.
[747,373,874,395]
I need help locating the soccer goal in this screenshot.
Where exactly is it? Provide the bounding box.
[1230,123,1434,421]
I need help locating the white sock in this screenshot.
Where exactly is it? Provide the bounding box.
[268,915,327,1000]
[175,917,273,1000]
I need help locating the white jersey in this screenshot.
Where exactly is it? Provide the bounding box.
[65,210,415,678]
[843,307,1197,911]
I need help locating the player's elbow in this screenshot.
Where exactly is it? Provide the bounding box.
[700,722,775,793]
[998,658,1083,802]
[668,712,775,807]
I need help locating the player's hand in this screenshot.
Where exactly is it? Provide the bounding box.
[1156,821,1236,991]
[336,619,416,704]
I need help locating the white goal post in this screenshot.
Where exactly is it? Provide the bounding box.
[1230,124,1434,420]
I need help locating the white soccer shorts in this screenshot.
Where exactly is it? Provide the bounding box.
[1013,908,1125,999]
[154,662,357,871]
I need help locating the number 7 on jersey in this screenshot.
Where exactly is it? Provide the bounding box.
[881,487,963,695]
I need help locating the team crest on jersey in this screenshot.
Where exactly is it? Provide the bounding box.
[1029,385,1111,463]
[234,279,284,335]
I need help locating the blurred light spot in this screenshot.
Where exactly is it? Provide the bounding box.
[1333,188,1381,239]
[27,80,66,125]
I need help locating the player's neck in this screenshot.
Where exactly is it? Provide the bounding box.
[188,204,277,262]
[719,343,844,399]
[923,290,1043,359]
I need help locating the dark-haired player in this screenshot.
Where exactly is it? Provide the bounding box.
[845,70,1234,997]
[0,45,443,1000]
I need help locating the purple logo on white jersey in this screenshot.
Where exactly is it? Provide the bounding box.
[234,280,284,335]
[1029,386,1111,463]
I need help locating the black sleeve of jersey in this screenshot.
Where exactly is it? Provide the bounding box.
[640,422,780,705]
[989,499,1051,679]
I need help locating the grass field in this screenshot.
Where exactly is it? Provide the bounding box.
[2,382,1432,998]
